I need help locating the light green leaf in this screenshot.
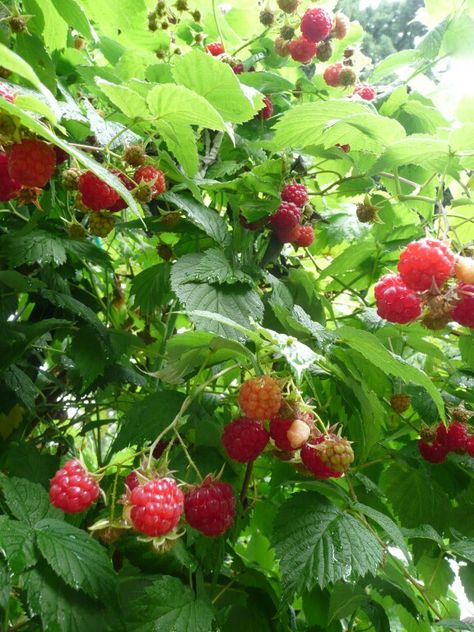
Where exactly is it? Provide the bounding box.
[50,0,95,40]
[126,575,214,632]
[319,239,377,279]
[370,50,422,83]
[35,519,116,600]
[163,192,230,245]
[372,135,451,173]
[172,50,260,123]
[337,327,444,418]
[23,0,68,51]
[271,492,383,600]
[96,79,149,119]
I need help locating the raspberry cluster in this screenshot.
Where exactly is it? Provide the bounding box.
[269,183,315,248]
[419,420,474,464]
[374,239,472,329]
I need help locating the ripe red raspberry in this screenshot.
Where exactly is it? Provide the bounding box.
[222,418,269,462]
[205,42,224,56]
[134,165,166,198]
[281,183,308,207]
[466,435,474,457]
[0,82,15,103]
[336,143,350,152]
[8,139,56,187]
[0,152,20,201]
[130,477,184,537]
[184,476,235,537]
[301,438,343,479]
[398,238,455,292]
[353,84,376,101]
[455,257,474,284]
[438,421,468,451]
[239,375,282,420]
[333,13,349,40]
[108,170,135,212]
[294,224,314,248]
[126,471,140,490]
[257,96,273,120]
[390,394,411,414]
[78,171,120,212]
[323,63,343,87]
[452,283,474,328]
[418,439,448,464]
[276,223,301,244]
[49,459,100,513]
[270,201,301,231]
[289,37,317,64]
[300,8,333,43]
[270,416,294,451]
[375,274,422,324]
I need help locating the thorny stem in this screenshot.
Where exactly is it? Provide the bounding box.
[173,428,203,481]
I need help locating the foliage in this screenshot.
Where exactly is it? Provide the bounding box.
[0,0,473,630]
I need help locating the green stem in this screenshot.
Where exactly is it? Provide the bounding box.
[212,0,225,46]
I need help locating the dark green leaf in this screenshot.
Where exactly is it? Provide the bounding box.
[0,475,60,526]
[130,263,171,315]
[0,516,36,574]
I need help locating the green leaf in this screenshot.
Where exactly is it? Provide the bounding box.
[0,475,59,526]
[354,503,409,560]
[450,539,474,565]
[178,248,253,285]
[162,192,230,245]
[156,119,199,176]
[372,135,451,173]
[0,230,66,268]
[0,516,36,574]
[112,390,186,452]
[271,492,383,600]
[130,263,171,315]
[0,270,46,292]
[23,0,68,51]
[172,50,260,123]
[370,50,422,82]
[337,327,444,418]
[328,583,367,622]
[3,365,37,410]
[50,0,95,39]
[0,558,10,609]
[435,621,474,631]
[25,563,105,632]
[147,83,227,131]
[70,326,107,386]
[319,239,377,279]
[96,79,149,119]
[41,290,103,329]
[126,575,214,632]
[35,519,116,600]
[459,335,474,369]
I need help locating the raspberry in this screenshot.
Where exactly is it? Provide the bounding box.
[130,477,184,537]
[89,212,115,237]
[134,165,166,198]
[336,143,350,152]
[418,439,448,464]
[280,25,295,40]
[398,238,456,292]
[356,201,379,223]
[375,274,422,324]
[287,418,311,449]
[239,375,282,420]
[467,435,474,457]
[78,171,119,212]
[323,63,343,87]
[333,13,349,40]
[222,418,269,462]
[450,405,472,425]
[270,416,294,451]
[338,67,357,87]
[260,9,275,26]
[54,147,69,164]
[206,42,224,56]
[62,167,81,191]
[257,96,273,121]
[126,471,140,490]
[0,152,20,201]
[233,63,245,74]
[270,201,301,231]
[68,222,87,240]
[8,139,56,187]
[274,37,290,58]
[184,476,235,537]
[277,0,299,13]
[0,82,15,103]
[301,438,343,479]
[281,183,308,207]
[294,224,314,248]
[455,257,474,284]
[289,37,316,64]
[276,224,301,244]
[300,8,333,43]
[319,435,354,473]
[108,170,135,212]
[452,284,474,328]
[49,459,100,513]
[315,40,333,62]
[353,84,377,101]
[438,421,468,451]
[123,144,146,167]
[390,394,411,414]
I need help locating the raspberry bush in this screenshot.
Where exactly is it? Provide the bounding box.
[0,0,474,630]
